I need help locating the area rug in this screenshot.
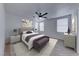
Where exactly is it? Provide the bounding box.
[12,38,58,56]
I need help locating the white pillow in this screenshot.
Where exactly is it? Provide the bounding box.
[23,31,27,34]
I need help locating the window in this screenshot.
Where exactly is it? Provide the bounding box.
[35,22,44,31]
[57,18,68,32]
[39,22,44,31]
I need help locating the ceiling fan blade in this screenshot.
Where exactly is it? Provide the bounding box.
[39,13,41,16]
[35,12,39,15]
[41,13,48,17]
[43,17,47,18]
[39,13,42,17]
[35,12,41,17]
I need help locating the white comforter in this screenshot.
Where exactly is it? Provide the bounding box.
[22,32,44,50]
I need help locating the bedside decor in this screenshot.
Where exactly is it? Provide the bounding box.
[13,29,18,36]
[34,28,38,32]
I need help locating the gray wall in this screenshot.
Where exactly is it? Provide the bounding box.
[5,4,76,40]
[5,13,22,38]
[44,19,57,38]
[77,9,79,53]
[5,13,34,38]
[40,4,74,40]
[49,8,74,40]
[0,4,5,55]
[43,15,72,40]
[40,5,73,40]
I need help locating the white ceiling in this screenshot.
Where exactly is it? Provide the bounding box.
[4,3,79,18]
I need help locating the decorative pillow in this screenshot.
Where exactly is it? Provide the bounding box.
[26,31,32,34]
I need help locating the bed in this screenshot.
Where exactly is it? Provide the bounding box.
[21,31,49,50]
[10,28,57,55]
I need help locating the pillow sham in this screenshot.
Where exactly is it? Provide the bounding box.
[26,31,32,34]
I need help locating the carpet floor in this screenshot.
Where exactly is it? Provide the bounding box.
[11,38,57,56]
[4,39,79,56]
[50,40,78,56]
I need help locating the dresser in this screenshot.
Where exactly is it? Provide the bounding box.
[64,34,76,50]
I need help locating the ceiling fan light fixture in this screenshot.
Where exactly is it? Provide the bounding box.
[35,11,48,18]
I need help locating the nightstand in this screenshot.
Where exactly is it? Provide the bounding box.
[10,35,20,43]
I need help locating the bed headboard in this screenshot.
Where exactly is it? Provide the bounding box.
[18,27,32,34]
[19,19,33,34]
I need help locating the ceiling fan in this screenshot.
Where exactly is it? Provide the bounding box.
[35,12,48,18]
